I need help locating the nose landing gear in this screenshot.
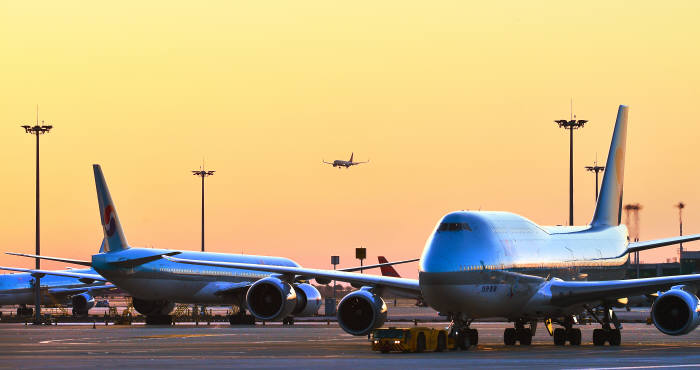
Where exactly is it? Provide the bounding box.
[447,314,478,350]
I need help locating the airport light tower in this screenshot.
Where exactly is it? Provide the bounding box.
[555,115,587,226]
[585,160,605,202]
[676,202,685,255]
[192,168,215,252]
[21,110,53,325]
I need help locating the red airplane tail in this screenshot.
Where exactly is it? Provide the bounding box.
[377,256,401,278]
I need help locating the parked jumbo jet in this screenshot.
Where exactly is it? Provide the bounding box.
[3,170,416,325]
[152,105,700,348]
[323,152,369,168]
[0,242,117,316]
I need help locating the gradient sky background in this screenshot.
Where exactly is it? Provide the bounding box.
[1,1,699,278]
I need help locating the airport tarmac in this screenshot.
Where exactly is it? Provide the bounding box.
[1,322,699,369]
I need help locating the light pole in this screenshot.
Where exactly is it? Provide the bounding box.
[676,202,685,256]
[355,247,366,274]
[21,113,53,325]
[331,256,339,299]
[555,117,587,225]
[585,161,605,202]
[192,168,215,252]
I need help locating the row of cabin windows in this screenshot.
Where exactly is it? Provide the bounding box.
[438,222,472,232]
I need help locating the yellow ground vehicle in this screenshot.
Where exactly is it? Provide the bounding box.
[371,327,457,353]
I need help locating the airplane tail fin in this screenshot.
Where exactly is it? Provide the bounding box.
[93,165,130,252]
[591,105,629,227]
[349,152,354,163]
[377,256,401,278]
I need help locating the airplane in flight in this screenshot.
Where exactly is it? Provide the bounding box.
[153,105,700,348]
[323,152,369,168]
[0,242,117,316]
[3,168,416,325]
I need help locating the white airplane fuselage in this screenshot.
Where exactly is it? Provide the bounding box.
[419,211,628,319]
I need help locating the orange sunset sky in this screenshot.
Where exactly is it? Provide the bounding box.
[1,1,699,278]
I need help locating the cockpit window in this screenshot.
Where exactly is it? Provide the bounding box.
[437,222,472,232]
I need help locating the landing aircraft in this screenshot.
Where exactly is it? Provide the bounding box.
[323,152,369,168]
[5,169,416,324]
[0,242,116,316]
[158,105,700,348]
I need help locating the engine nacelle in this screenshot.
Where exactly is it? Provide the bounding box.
[132,298,175,316]
[651,286,700,336]
[71,293,95,316]
[246,277,297,321]
[292,283,323,317]
[337,288,387,336]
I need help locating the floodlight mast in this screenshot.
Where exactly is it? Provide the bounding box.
[21,108,53,325]
[555,117,587,226]
[585,160,605,201]
[192,169,215,252]
[676,202,685,255]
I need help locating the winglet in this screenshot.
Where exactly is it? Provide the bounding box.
[93,165,129,252]
[591,105,629,227]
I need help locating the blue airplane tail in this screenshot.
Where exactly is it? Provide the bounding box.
[93,165,130,252]
[591,105,629,227]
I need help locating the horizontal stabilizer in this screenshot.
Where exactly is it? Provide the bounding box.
[0,266,107,282]
[5,252,92,266]
[625,234,700,255]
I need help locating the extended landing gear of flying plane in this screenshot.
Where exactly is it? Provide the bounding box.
[504,320,535,346]
[585,305,622,346]
[447,314,478,350]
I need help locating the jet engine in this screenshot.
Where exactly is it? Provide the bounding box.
[291,283,323,317]
[245,277,297,321]
[132,298,175,316]
[651,286,700,336]
[71,293,95,316]
[336,288,387,336]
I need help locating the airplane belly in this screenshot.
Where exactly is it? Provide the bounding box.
[112,277,234,304]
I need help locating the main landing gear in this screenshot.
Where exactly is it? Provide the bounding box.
[550,317,581,346]
[585,305,622,346]
[504,319,535,346]
[447,315,478,350]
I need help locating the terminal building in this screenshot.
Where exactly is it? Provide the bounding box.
[625,250,700,278]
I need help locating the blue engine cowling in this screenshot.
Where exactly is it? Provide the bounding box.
[292,283,322,317]
[336,288,387,336]
[246,277,297,321]
[651,286,700,336]
[71,293,95,316]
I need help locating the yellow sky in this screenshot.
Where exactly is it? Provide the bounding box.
[1,1,699,278]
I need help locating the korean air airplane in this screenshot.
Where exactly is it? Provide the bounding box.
[4,169,415,325]
[0,243,115,316]
[151,105,700,348]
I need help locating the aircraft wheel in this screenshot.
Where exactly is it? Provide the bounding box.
[553,328,567,346]
[469,329,479,346]
[567,328,582,345]
[517,328,532,345]
[592,329,606,346]
[458,331,471,350]
[609,329,621,346]
[504,328,517,346]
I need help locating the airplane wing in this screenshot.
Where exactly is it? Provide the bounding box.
[162,255,421,297]
[337,258,419,273]
[0,266,108,283]
[625,234,700,255]
[322,160,334,165]
[5,252,92,266]
[548,274,700,307]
